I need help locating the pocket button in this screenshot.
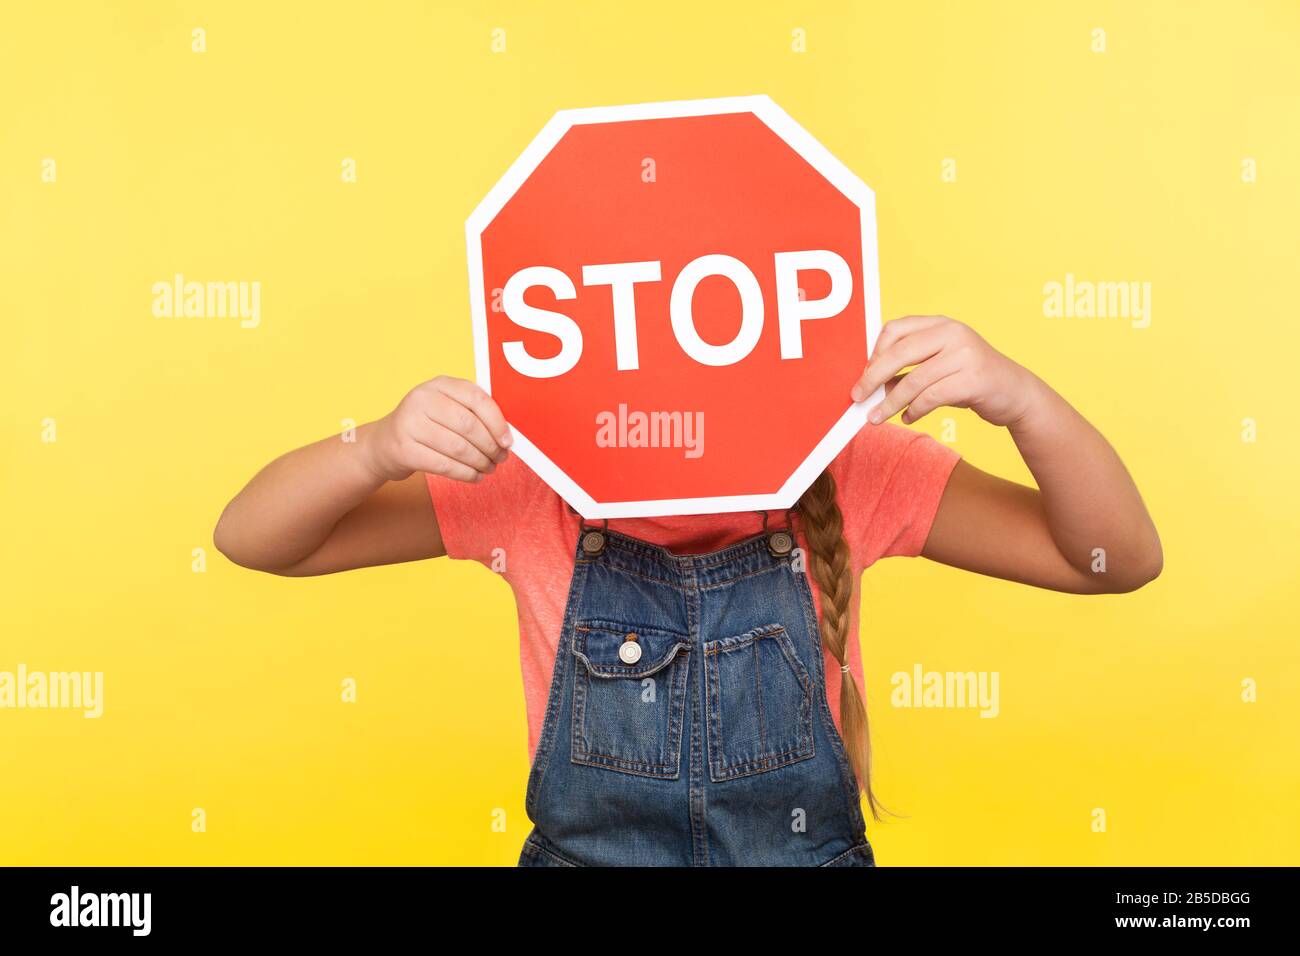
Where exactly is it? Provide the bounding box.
[618,634,642,664]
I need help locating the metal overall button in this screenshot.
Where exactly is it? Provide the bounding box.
[618,633,642,665]
[767,530,794,557]
[581,530,607,555]
[758,508,797,558]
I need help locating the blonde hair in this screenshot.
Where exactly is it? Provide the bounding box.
[797,469,886,821]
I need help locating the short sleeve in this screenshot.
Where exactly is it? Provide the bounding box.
[829,422,961,566]
[877,430,962,557]
[424,453,541,564]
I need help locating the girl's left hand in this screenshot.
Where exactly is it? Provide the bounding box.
[850,315,1040,428]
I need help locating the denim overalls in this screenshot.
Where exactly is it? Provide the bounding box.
[517,520,875,867]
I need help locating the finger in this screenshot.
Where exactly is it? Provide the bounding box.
[868,356,961,424]
[852,326,949,402]
[417,419,497,474]
[881,374,906,397]
[426,392,504,465]
[873,315,949,355]
[403,441,483,483]
[900,374,968,425]
[434,378,512,456]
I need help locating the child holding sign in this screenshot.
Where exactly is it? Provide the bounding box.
[214,315,1161,867]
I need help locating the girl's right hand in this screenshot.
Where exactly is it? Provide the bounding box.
[361,376,512,483]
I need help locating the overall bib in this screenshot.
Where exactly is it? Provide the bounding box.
[518,522,875,867]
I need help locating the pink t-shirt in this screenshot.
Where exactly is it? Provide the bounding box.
[426,422,960,761]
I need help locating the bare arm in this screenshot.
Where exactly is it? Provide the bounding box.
[853,316,1162,594]
[213,377,510,576]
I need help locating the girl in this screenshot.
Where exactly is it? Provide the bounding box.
[214,314,1161,867]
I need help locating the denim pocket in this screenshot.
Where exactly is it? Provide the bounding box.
[704,624,815,781]
[571,620,691,779]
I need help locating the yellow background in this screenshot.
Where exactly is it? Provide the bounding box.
[3,0,1297,865]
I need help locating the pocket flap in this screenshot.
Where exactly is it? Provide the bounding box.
[573,620,690,679]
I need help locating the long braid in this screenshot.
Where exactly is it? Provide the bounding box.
[798,469,885,821]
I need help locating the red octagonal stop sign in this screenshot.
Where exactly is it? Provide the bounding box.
[466,95,882,518]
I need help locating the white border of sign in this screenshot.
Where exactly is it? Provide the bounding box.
[465,94,884,519]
